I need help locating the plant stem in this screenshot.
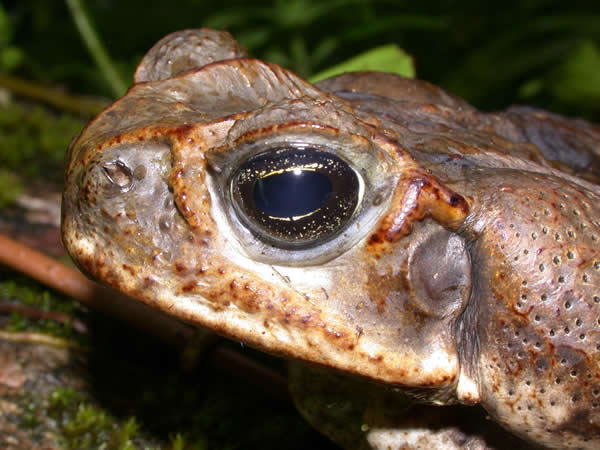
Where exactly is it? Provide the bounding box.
[65,0,128,98]
[0,75,108,116]
[0,330,84,350]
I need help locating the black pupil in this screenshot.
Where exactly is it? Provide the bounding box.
[253,169,332,218]
[231,147,360,248]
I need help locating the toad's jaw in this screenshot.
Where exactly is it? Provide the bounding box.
[64,196,462,390]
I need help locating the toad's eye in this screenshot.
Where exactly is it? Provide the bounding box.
[230,147,362,248]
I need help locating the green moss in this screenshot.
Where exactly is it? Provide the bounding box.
[49,386,81,409]
[169,433,186,450]
[12,392,43,435]
[0,168,23,208]
[0,274,76,313]
[0,271,85,341]
[168,433,207,450]
[21,397,40,429]
[47,387,145,450]
[0,103,84,183]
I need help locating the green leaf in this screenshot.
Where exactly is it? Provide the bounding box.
[309,44,415,83]
[548,39,600,108]
[519,78,544,99]
[0,46,24,72]
[0,5,13,45]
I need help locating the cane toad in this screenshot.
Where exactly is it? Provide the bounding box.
[62,29,600,449]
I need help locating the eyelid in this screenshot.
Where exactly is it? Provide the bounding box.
[205,130,398,266]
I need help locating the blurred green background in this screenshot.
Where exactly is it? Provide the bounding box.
[4,0,600,116]
[1,0,598,189]
[1,0,600,188]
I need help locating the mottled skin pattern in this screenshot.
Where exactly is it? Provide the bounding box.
[61,29,600,448]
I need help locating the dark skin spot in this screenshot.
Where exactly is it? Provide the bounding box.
[301,314,312,324]
[121,264,136,276]
[449,193,462,206]
[171,123,195,141]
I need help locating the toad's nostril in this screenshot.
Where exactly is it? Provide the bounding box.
[102,160,134,194]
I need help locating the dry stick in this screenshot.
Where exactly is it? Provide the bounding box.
[0,232,290,396]
[0,329,85,350]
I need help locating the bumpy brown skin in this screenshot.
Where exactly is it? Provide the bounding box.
[62,29,600,448]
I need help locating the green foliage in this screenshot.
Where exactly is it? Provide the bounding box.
[4,1,600,119]
[0,4,24,72]
[547,40,600,108]
[203,0,442,78]
[65,0,128,97]
[519,38,600,113]
[433,11,600,116]
[310,44,415,83]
